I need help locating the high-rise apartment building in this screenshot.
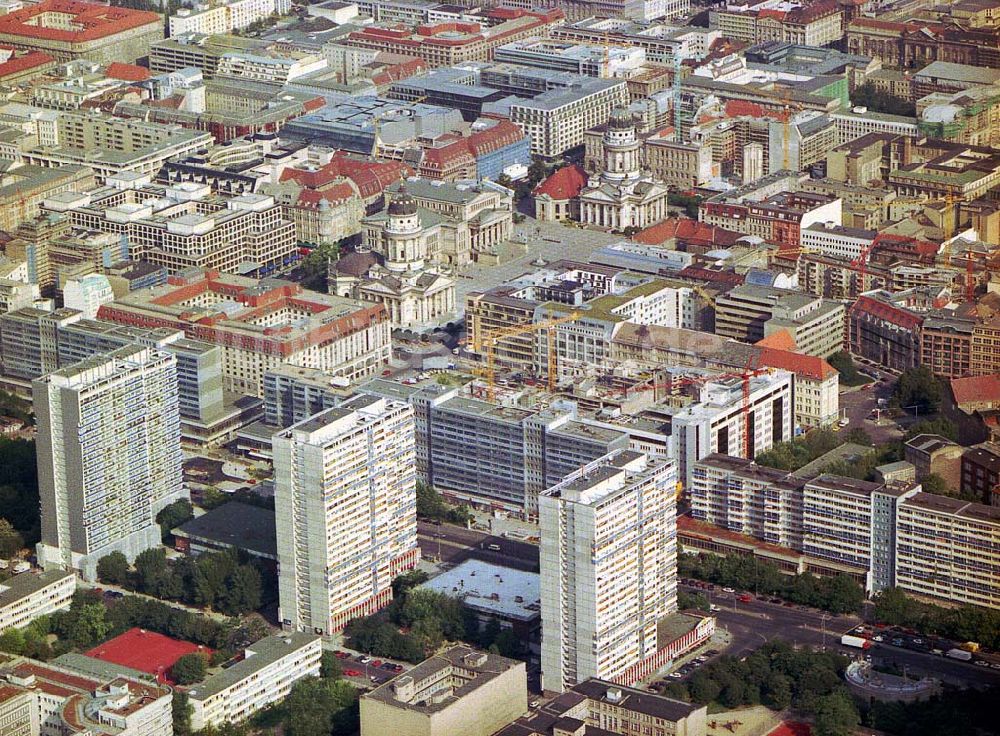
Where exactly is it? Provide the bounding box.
[33,345,185,580]
[540,450,677,693]
[274,394,420,636]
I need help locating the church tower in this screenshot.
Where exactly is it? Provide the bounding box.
[383,183,424,272]
[602,108,641,184]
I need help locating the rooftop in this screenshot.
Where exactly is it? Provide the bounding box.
[186,633,319,703]
[362,646,522,713]
[172,502,277,559]
[419,559,540,622]
[0,570,73,610]
[85,628,212,684]
[950,374,1000,407]
[0,0,161,43]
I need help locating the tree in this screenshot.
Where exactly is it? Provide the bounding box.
[762,672,792,710]
[813,691,860,736]
[97,551,131,586]
[172,692,193,736]
[0,439,40,546]
[286,677,359,736]
[920,473,951,495]
[171,653,208,685]
[0,518,24,557]
[217,566,262,615]
[392,570,429,598]
[827,351,865,386]
[892,366,941,415]
[0,626,26,654]
[321,649,343,679]
[156,499,193,542]
[850,82,916,117]
[904,417,957,442]
[134,548,169,594]
[67,603,111,649]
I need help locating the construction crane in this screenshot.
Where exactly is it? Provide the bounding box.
[371,95,426,159]
[474,312,581,401]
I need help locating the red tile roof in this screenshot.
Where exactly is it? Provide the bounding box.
[853,294,924,330]
[0,0,161,43]
[0,49,53,79]
[105,62,150,82]
[951,374,1000,407]
[533,164,587,200]
[634,217,744,248]
[724,100,788,122]
[756,329,797,351]
[280,154,411,199]
[758,346,837,381]
[295,182,357,208]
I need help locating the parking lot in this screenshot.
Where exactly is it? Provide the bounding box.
[331,648,410,688]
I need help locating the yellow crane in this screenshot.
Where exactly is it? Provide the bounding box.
[474,312,581,401]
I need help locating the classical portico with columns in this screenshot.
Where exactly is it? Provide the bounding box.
[578,107,671,231]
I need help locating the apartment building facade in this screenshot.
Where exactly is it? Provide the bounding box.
[691,454,1000,606]
[188,633,321,731]
[33,345,185,580]
[540,451,677,692]
[170,0,291,36]
[274,394,420,635]
[0,570,75,632]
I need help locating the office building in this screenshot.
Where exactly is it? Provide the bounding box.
[342,10,562,68]
[45,180,297,277]
[709,0,843,47]
[263,363,345,428]
[846,18,1000,71]
[0,162,95,236]
[510,77,629,158]
[715,284,845,357]
[0,569,75,632]
[96,268,391,397]
[0,279,37,316]
[0,655,173,736]
[274,394,420,635]
[19,110,214,181]
[700,189,842,251]
[801,222,877,261]
[0,0,163,64]
[33,346,184,581]
[757,346,839,428]
[960,442,1000,503]
[188,633,321,731]
[361,647,527,736]
[540,450,677,692]
[63,274,113,319]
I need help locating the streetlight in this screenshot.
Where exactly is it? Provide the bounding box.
[821,613,829,650]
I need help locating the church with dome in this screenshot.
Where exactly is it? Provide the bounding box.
[329,184,456,328]
[576,108,672,230]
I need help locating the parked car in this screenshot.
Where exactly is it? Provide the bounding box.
[722,587,735,593]
[344,670,361,677]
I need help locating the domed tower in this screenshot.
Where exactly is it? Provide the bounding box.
[602,108,641,183]
[384,183,425,272]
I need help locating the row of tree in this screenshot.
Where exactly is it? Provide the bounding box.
[97,546,266,616]
[872,587,1000,650]
[0,590,270,665]
[679,552,865,615]
[416,482,472,525]
[0,439,40,548]
[660,641,859,736]
[754,427,870,472]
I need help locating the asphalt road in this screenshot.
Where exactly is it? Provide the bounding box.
[417,521,539,572]
[696,587,1000,688]
[838,381,904,445]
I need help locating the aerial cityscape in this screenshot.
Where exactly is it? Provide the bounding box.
[0,0,996,734]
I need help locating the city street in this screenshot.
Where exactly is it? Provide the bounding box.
[699,588,1000,689]
[838,381,904,445]
[417,520,539,572]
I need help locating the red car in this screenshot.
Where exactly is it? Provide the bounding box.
[344,669,361,677]
[372,660,383,667]
[335,651,349,659]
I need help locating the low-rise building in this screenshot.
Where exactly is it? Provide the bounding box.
[960,442,1000,503]
[172,501,277,563]
[0,162,95,236]
[495,679,708,736]
[360,647,527,736]
[0,0,163,64]
[187,633,321,731]
[169,0,291,37]
[757,346,839,428]
[0,570,75,632]
[904,433,964,490]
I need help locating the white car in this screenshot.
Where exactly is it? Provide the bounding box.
[722,587,735,593]
[12,561,29,574]
[669,672,683,679]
